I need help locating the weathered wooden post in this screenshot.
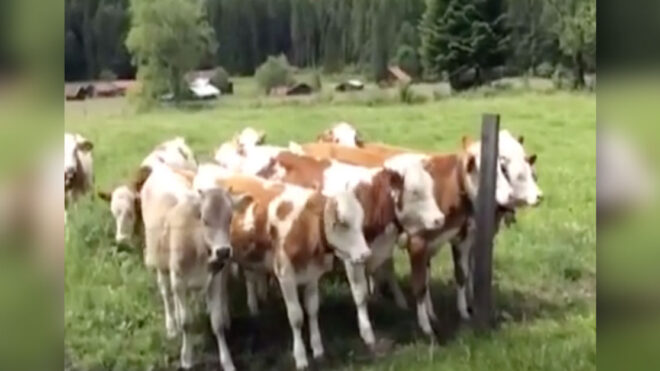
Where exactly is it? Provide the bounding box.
[473,113,500,331]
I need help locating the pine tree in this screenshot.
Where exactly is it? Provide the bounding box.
[419,0,450,80]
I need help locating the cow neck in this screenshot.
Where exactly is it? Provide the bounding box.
[456,152,473,215]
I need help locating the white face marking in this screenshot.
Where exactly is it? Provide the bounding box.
[64,133,78,175]
[498,131,542,206]
[141,137,197,170]
[322,161,375,196]
[385,154,445,234]
[235,127,265,148]
[199,189,235,262]
[323,191,371,264]
[330,122,360,147]
[110,186,138,244]
[464,141,515,207]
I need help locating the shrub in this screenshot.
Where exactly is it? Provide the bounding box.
[210,66,230,91]
[99,69,117,81]
[393,45,421,79]
[535,62,554,78]
[398,82,428,104]
[310,70,322,92]
[255,55,294,94]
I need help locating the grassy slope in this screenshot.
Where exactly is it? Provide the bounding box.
[65,88,595,371]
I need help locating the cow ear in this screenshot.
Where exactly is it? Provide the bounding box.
[518,135,525,145]
[466,154,477,173]
[527,154,537,165]
[355,131,365,147]
[78,140,93,152]
[462,135,473,149]
[317,130,331,142]
[97,190,112,202]
[230,193,253,212]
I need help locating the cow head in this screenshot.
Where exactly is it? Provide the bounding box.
[385,154,445,234]
[198,188,252,271]
[317,122,364,147]
[323,191,371,264]
[498,131,543,207]
[462,136,516,208]
[233,127,266,148]
[141,137,197,170]
[64,133,93,191]
[99,186,139,245]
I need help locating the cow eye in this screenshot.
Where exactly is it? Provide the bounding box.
[500,164,510,181]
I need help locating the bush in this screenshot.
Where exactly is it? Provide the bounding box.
[398,82,428,104]
[255,55,294,94]
[535,62,554,78]
[310,70,322,92]
[210,66,230,91]
[394,45,421,79]
[99,69,117,81]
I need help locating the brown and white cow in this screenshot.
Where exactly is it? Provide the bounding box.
[250,151,445,346]
[64,132,93,207]
[298,133,542,335]
[194,171,370,370]
[99,137,198,245]
[140,163,243,371]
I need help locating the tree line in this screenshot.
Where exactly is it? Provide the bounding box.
[65,0,595,90]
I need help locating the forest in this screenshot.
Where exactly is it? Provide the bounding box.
[64,0,595,89]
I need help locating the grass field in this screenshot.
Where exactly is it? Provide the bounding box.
[64,85,596,371]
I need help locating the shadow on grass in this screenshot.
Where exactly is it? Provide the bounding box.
[176,274,574,371]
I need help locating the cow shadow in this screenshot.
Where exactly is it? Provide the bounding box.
[187,273,570,371]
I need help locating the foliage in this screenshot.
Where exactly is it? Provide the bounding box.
[254,54,295,93]
[420,0,508,90]
[210,66,231,91]
[394,45,421,79]
[310,69,323,91]
[544,0,596,88]
[535,62,555,78]
[125,0,216,103]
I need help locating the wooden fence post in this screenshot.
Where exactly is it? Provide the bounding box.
[472,113,500,331]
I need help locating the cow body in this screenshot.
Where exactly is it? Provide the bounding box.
[195,172,370,370]
[64,132,93,207]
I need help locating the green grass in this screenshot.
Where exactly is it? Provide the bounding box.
[65,88,595,371]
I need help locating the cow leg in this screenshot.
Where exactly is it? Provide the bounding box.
[244,271,260,316]
[208,268,236,371]
[277,273,309,370]
[424,262,438,323]
[408,236,434,337]
[343,260,376,349]
[452,236,473,320]
[304,280,324,359]
[157,269,178,338]
[376,258,408,310]
[171,272,194,369]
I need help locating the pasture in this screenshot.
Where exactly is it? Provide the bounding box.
[64,84,596,371]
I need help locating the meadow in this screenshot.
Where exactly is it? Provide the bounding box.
[64,80,596,371]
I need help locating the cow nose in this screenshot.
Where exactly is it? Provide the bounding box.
[535,193,544,205]
[214,247,232,261]
[352,249,371,264]
[432,216,444,228]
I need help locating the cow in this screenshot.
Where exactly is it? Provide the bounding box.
[193,170,371,370]
[243,150,445,347]
[64,132,93,207]
[98,137,197,245]
[316,122,364,147]
[140,163,244,371]
[213,127,273,173]
[297,132,542,335]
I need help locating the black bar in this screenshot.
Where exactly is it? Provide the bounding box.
[473,113,500,331]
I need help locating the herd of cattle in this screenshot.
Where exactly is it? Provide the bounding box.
[64,122,542,371]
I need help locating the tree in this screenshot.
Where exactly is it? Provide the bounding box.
[420,0,508,89]
[419,0,450,80]
[254,54,294,93]
[545,0,595,88]
[125,0,215,102]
